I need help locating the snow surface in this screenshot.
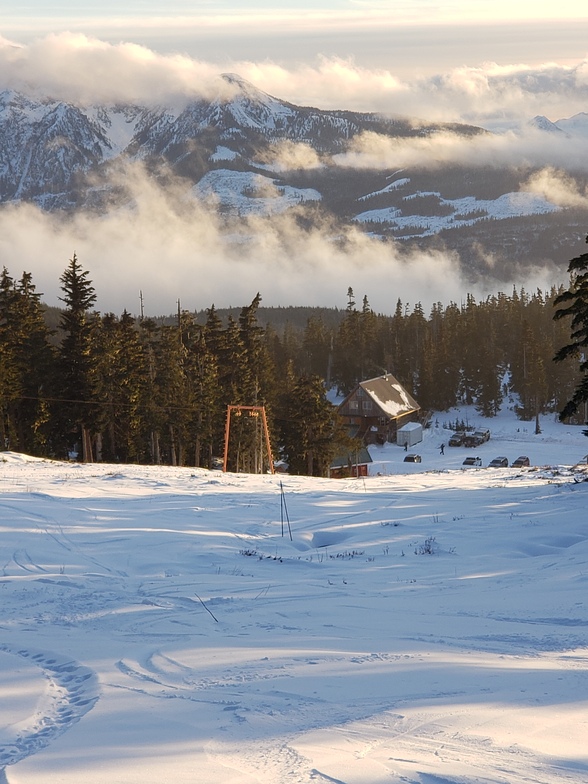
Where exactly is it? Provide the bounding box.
[1,405,588,783]
[83,106,144,159]
[193,169,321,216]
[209,146,241,163]
[354,191,561,237]
[357,178,411,201]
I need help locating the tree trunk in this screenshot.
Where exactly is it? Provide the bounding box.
[150,431,161,465]
[169,424,177,466]
[82,425,93,463]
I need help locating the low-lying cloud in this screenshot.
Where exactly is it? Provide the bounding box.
[2,33,588,128]
[0,162,559,317]
[332,128,588,173]
[523,167,588,209]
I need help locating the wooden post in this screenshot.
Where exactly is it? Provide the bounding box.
[223,405,274,474]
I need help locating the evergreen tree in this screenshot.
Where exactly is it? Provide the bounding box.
[302,315,332,379]
[281,374,339,476]
[553,235,588,420]
[0,268,55,454]
[187,329,220,468]
[92,311,148,462]
[0,268,21,449]
[56,254,98,461]
[153,314,193,466]
[138,317,165,464]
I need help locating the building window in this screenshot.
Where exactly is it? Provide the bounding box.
[349,400,359,412]
[362,400,373,411]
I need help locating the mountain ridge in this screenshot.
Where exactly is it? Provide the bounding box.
[1,75,587,284]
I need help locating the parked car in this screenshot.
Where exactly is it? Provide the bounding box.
[449,432,466,447]
[473,428,491,442]
[463,433,483,448]
[511,456,530,467]
[404,454,422,463]
[488,456,508,468]
[463,456,482,466]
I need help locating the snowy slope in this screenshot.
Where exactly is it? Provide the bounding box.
[193,169,321,216]
[1,408,588,783]
[555,111,588,139]
[354,190,561,237]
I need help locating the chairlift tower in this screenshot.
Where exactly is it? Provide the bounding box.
[222,405,274,474]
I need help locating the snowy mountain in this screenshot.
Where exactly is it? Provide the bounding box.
[1,76,587,278]
[0,75,437,208]
[527,114,566,134]
[554,111,588,138]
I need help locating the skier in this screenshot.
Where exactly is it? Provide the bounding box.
[440,443,445,455]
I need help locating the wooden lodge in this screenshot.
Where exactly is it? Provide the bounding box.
[338,373,421,445]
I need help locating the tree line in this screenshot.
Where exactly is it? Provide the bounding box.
[1,252,586,474]
[0,256,341,474]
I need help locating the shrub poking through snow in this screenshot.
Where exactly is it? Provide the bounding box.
[415,536,437,555]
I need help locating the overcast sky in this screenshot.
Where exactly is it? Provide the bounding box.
[2,2,588,78]
[1,3,588,315]
[2,2,588,121]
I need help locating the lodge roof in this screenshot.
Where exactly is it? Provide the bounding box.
[355,373,419,418]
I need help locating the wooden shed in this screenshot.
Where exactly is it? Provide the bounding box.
[397,421,423,447]
[329,447,373,478]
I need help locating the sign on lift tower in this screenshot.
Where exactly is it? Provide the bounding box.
[222,405,274,474]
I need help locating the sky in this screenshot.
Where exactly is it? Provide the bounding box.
[1,404,588,783]
[2,1,588,87]
[1,2,587,76]
[1,3,588,314]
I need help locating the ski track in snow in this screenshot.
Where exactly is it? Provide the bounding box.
[2,409,588,783]
[0,645,98,777]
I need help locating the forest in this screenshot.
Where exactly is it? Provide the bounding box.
[0,254,583,475]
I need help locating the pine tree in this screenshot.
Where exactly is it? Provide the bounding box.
[154,314,192,466]
[56,254,98,461]
[138,318,165,464]
[92,311,148,463]
[0,268,55,454]
[302,314,332,379]
[281,374,339,476]
[187,330,220,468]
[332,289,364,394]
[553,235,588,420]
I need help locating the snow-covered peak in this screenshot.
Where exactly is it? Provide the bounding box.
[555,111,588,138]
[528,115,565,134]
[219,72,296,131]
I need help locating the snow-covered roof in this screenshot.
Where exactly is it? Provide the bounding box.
[398,421,422,432]
[358,374,419,419]
[330,447,372,469]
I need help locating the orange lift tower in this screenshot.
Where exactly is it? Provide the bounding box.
[222,405,274,474]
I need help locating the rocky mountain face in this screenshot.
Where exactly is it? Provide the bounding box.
[0,74,479,207]
[1,74,586,282]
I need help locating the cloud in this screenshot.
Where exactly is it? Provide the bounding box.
[2,33,588,127]
[332,127,588,172]
[0,160,553,317]
[0,33,236,106]
[523,167,588,208]
[257,141,324,172]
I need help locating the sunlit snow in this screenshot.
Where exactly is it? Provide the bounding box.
[1,404,588,783]
[193,168,321,216]
[354,190,561,237]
